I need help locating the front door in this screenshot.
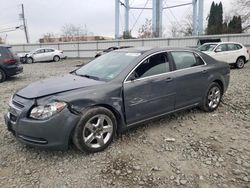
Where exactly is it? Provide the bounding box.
[212,44,229,63]
[123,52,176,125]
[33,49,46,62]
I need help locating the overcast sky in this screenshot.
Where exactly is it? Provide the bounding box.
[0,0,232,44]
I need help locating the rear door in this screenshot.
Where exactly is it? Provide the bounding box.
[123,52,176,125]
[44,49,55,61]
[227,44,241,63]
[169,51,209,109]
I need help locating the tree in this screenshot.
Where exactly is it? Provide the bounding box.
[138,19,152,38]
[228,16,243,33]
[207,1,223,35]
[61,24,88,41]
[122,31,134,39]
[234,0,250,31]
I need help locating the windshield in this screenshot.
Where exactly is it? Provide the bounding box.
[75,51,141,81]
[198,44,217,52]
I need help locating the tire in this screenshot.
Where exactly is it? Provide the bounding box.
[0,69,6,83]
[53,55,60,62]
[235,57,245,69]
[26,57,33,64]
[200,82,223,112]
[73,107,117,153]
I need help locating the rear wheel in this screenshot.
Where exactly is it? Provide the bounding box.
[235,57,245,69]
[53,55,60,62]
[201,82,222,112]
[26,57,33,64]
[0,69,6,83]
[73,107,117,153]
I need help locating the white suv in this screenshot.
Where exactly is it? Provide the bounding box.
[198,42,249,69]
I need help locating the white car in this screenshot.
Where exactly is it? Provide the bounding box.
[24,48,66,64]
[198,42,249,69]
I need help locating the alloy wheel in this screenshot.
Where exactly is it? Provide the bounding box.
[207,86,221,109]
[83,114,113,149]
[236,58,244,69]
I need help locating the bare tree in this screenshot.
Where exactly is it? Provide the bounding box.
[61,24,88,41]
[169,14,193,37]
[138,19,153,38]
[234,0,250,31]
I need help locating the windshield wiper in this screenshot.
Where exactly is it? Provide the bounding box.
[76,73,100,80]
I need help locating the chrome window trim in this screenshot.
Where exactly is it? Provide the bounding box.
[124,50,207,84]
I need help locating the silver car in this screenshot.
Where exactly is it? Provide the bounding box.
[25,48,66,64]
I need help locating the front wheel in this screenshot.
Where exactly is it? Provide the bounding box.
[53,55,60,62]
[200,82,223,112]
[235,57,245,69]
[26,57,33,64]
[73,107,117,153]
[0,69,6,83]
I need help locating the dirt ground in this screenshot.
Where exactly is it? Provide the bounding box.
[0,59,249,188]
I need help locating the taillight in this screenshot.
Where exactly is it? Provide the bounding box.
[3,58,16,63]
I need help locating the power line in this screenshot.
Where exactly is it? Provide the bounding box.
[130,0,150,32]
[0,25,23,33]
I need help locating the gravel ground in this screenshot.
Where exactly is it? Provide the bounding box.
[0,59,249,188]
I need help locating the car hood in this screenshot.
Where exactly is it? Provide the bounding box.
[16,74,105,99]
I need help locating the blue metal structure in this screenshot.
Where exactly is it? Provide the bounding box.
[115,0,204,39]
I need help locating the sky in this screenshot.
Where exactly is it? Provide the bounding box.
[0,0,232,44]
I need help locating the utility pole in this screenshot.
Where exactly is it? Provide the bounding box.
[21,4,29,43]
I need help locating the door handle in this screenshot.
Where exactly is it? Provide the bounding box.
[202,70,208,74]
[165,77,173,82]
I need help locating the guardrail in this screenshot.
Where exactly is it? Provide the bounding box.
[11,33,250,58]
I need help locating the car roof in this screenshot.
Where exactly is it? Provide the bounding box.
[117,46,199,54]
[0,45,12,48]
[202,42,243,45]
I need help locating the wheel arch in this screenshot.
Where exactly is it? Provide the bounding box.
[92,104,124,133]
[212,79,224,94]
[237,55,246,63]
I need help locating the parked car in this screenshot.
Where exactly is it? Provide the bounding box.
[5,47,230,153]
[22,48,66,64]
[95,46,133,58]
[197,38,221,46]
[198,42,249,68]
[0,45,23,83]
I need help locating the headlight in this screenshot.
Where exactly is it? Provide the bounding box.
[30,101,67,120]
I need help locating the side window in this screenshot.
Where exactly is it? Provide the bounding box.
[194,53,205,66]
[171,51,203,70]
[215,44,227,52]
[227,44,237,51]
[45,49,54,52]
[36,49,45,54]
[235,44,243,50]
[130,53,170,80]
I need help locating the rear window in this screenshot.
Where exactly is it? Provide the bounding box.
[0,47,14,58]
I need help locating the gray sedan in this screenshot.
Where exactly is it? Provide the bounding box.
[4,47,230,153]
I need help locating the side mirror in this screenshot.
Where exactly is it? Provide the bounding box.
[215,48,222,53]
